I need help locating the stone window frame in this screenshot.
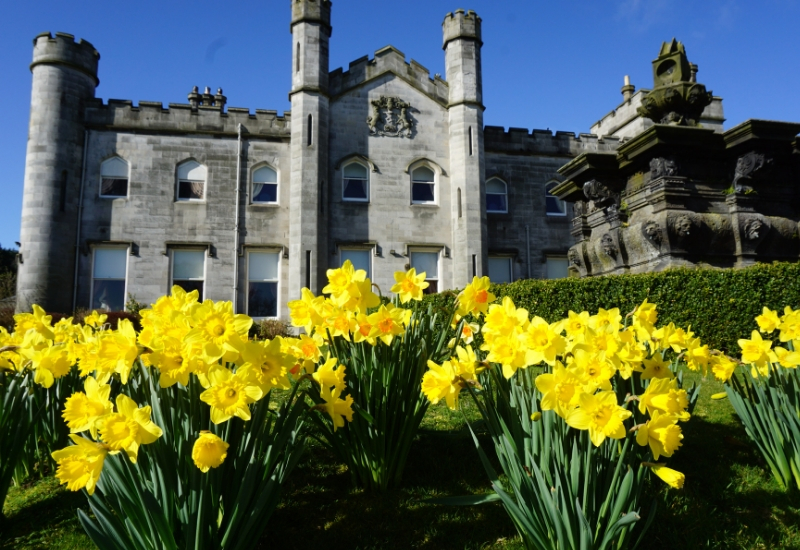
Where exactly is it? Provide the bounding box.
[407,246,441,294]
[338,245,374,280]
[98,156,130,199]
[486,177,508,214]
[250,163,279,205]
[544,254,569,279]
[341,160,370,203]
[488,254,514,283]
[545,181,567,216]
[246,248,281,319]
[170,247,207,299]
[90,244,129,312]
[176,159,207,202]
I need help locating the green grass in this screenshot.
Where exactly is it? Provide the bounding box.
[3,373,799,549]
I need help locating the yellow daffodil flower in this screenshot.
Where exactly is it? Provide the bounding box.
[648,464,685,489]
[456,276,495,317]
[755,307,780,334]
[636,410,683,459]
[391,268,429,303]
[313,356,347,392]
[200,366,263,424]
[367,304,409,345]
[52,435,108,495]
[192,431,229,472]
[565,391,632,447]
[319,384,354,431]
[97,394,163,463]
[62,376,113,438]
[535,361,584,418]
[641,354,674,380]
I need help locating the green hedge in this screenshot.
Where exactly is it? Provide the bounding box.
[421,262,800,354]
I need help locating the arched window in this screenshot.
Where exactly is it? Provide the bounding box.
[411,166,436,204]
[342,162,369,202]
[486,177,507,213]
[177,160,206,201]
[545,181,567,216]
[252,165,278,204]
[100,157,129,198]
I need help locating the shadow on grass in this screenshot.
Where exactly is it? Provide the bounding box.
[263,424,521,550]
[646,413,800,550]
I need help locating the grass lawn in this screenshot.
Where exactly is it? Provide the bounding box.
[2,370,799,549]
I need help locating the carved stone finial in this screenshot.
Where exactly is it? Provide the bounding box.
[366,96,415,138]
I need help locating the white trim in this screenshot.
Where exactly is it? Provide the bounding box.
[90,244,129,311]
[176,160,207,202]
[341,160,370,203]
[410,162,437,205]
[98,156,130,199]
[408,247,440,291]
[169,248,207,299]
[246,249,281,320]
[251,163,279,205]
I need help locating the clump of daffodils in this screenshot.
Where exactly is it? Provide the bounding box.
[421,279,706,488]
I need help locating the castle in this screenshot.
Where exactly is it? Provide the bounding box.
[16,1,731,318]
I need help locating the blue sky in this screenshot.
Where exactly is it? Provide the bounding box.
[2,0,799,250]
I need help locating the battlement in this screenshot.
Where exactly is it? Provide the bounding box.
[291,0,331,31]
[442,9,482,49]
[83,98,291,138]
[330,46,449,105]
[31,32,100,84]
[484,126,621,156]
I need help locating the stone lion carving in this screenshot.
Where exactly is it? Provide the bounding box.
[366,96,414,137]
[644,221,662,246]
[743,218,765,241]
[672,215,693,238]
[568,248,582,267]
[649,157,678,179]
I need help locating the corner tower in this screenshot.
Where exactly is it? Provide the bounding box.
[443,9,487,286]
[18,33,99,312]
[289,0,331,299]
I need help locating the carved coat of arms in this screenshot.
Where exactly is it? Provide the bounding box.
[366,96,414,137]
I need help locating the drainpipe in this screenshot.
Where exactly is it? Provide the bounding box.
[232,124,243,311]
[525,224,531,279]
[72,130,90,313]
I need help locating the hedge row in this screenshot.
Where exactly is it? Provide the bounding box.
[421,262,800,354]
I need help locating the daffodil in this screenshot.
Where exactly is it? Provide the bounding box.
[739,330,773,369]
[98,394,163,463]
[52,435,108,495]
[422,358,466,410]
[192,431,229,472]
[14,304,55,340]
[641,354,674,380]
[199,366,263,424]
[287,288,325,333]
[24,344,72,388]
[632,299,658,342]
[185,300,252,362]
[709,354,737,382]
[565,391,632,447]
[313,356,347,392]
[96,319,140,384]
[62,376,113,438]
[391,268,429,303]
[523,317,566,367]
[83,310,108,328]
[456,276,495,317]
[648,464,685,489]
[755,307,781,333]
[635,411,683,459]
[367,304,409,345]
[535,361,584,418]
[319,384,354,431]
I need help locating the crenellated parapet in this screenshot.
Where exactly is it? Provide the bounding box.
[83,99,291,138]
[442,9,482,49]
[484,126,621,156]
[31,31,99,85]
[329,46,449,106]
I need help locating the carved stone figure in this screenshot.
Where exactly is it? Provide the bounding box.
[600,233,617,259]
[733,151,773,193]
[649,157,678,178]
[582,179,614,206]
[644,221,662,246]
[672,215,693,238]
[366,96,414,137]
[573,201,585,217]
[743,218,765,241]
[568,248,582,267]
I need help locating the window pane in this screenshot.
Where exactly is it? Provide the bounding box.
[94,248,127,279]
[253,166,277,183]
[546,257,569,279]
[249,252,279,281]
[343,179,368,200]
[411,167,435,183]
[487,194,507,213]
[486,179,506,194]
[172,280,204,296]
[101,157,128,178]
[410,251,438,279]
[412,183,435,203]
[173,250,205,280]
[423,280,438,294]
[178,180,204,200]
[344,163,368,179]
[546,195,566,215]
[177,161,206,181]
[341,249,371,278]
[92,280,125,311]
[253,183,277,203]
[488,257,512,283]
[248,282,278,317]
[101,178,128,197]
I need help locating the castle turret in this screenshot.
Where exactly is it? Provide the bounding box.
[17,32,99,312]
[288,0,331,298]
[443,9,487,285]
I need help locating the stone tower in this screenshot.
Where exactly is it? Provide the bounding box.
[18,32,99,312]
[443,9,487,286]
[289,0,331,298]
